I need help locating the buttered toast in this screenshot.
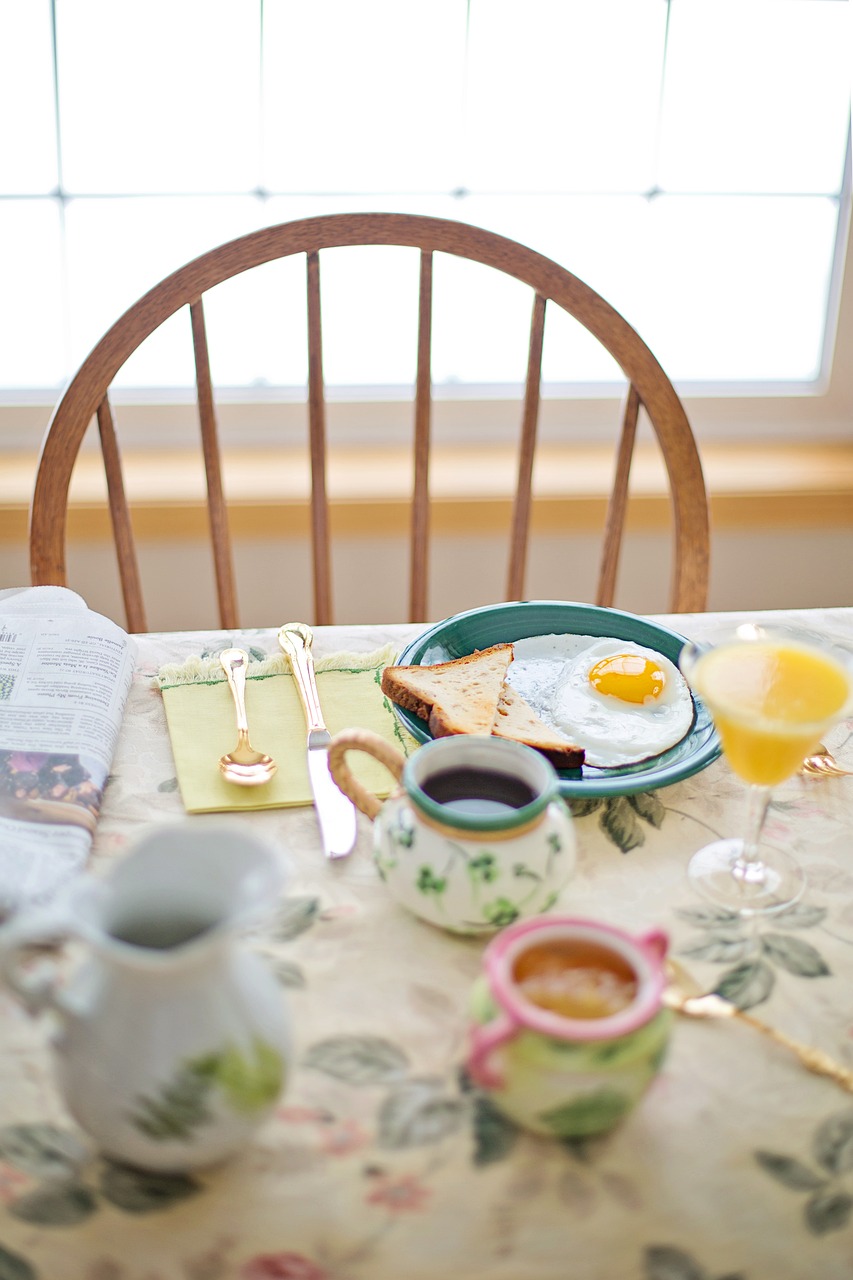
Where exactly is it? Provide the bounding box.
[491,683,584,769]
[381,644,584,768]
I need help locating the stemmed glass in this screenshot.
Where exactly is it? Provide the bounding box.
[678,623,853,915]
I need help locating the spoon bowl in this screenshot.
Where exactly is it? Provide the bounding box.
[218,648,278,787]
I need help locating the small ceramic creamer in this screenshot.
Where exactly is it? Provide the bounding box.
[0,823,291,1172]
[327,730,575,933]
[466,916,672,1137]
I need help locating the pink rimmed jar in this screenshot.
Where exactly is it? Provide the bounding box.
[465,916,673,1138]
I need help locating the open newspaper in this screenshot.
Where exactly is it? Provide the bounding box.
[0,586,136,916]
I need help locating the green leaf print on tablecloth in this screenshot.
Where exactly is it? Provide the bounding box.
[98,1163,201,1214]
[304,1035,410,1086]
[0,1245,37,1280]
[567,792,666,853]
[756,1108,853,1235]
[9,1181,97,1226]
[377,1078,468,1149]
[643,1243,745,1280]
[470,1093,520,1166]
[0,1125,86,1180]
[676,902,831,1010]
[269,895,322,940]
[0,1123,202,1228]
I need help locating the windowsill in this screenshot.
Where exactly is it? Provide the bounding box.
[2,441,852,542]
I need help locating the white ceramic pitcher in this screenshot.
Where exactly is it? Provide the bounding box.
[0,823,291,1172]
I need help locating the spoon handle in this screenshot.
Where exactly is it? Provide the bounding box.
[735,1009,853,1094]
[220,647,251,740]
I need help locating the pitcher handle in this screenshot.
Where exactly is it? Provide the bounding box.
[327,729,406,821]
[0,902,79,1016]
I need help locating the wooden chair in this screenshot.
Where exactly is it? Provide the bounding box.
[30,213,710,631]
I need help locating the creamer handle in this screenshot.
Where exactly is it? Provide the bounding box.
[639,928,669,963]
[466,1011,520,1091]
[327,729,406,821]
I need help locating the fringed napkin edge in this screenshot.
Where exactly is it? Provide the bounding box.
[154,642,401,690]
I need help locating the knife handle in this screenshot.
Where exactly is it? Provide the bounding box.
[278,624,325,732]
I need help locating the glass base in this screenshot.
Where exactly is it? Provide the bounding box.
[687,838,806,915]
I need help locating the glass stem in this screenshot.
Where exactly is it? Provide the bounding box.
[738,784,772,869]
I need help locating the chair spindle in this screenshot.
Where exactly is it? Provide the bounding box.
[190,297,239,629]
[597,384,640,608]
[96,395,147,634]
[410,249,433,622]
[306,251,333,625]
[507,292,547,602]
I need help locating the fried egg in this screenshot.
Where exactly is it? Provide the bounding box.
[507,634,694,768]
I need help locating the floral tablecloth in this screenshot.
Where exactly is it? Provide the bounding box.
[3,608,853,1280]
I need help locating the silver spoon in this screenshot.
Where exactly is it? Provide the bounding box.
[799,743,853,779]
[218,648,277,786]
[664,959,853,1094]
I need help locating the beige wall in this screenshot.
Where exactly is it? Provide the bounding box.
[0,521,848,633]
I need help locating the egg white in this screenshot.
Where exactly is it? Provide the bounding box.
[507,634,694,768]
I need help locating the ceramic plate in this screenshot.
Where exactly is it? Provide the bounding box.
[391,601,721,798]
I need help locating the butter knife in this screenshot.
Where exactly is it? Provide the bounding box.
[278,622,358,859]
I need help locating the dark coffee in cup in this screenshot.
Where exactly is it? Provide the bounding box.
[421,766,538,817]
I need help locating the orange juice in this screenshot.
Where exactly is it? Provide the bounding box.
[692,641,851,786]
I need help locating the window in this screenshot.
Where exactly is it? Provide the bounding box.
[0,0,850,406]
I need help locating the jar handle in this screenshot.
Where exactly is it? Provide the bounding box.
[639,928,669,963]
[0,902,79,1016]
[327,729,406,821]
[466,1010,520,1091]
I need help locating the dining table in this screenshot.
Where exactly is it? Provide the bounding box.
[2,603,853,1280]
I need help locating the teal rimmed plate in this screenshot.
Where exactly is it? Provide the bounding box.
[391,601,721,798]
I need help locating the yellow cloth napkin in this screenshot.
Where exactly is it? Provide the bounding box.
[156,644,418,814]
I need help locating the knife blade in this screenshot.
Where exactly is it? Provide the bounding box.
[278,622,358,859]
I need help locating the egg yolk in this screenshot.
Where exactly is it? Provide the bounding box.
[588,653,666,704]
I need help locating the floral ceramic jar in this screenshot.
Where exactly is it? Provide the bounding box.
[328,730,576,934]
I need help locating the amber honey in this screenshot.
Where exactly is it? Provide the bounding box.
[513,938,638,1020]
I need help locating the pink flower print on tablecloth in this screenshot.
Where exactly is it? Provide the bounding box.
[366,1172,431,1213]
[319,1118,370,1157]
[240,1252,328,1280]
[0,1162,30,1204]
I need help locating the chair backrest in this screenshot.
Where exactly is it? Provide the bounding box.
[30,213,709,631]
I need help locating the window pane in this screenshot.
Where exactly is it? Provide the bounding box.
[639,195,839,382]
[0,202,65,388]
[204,258,309,388]
[56,0,261,194]
[465,0,667,193]
[0,1,847,396]
[263,0,466,192]
[64,197,266,383]
[0,0,57,193]
[660,0,850,194]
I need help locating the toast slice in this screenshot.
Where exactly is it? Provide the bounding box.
[380,643,514,738]
[381,644,585,769]
[491,684,584,769]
